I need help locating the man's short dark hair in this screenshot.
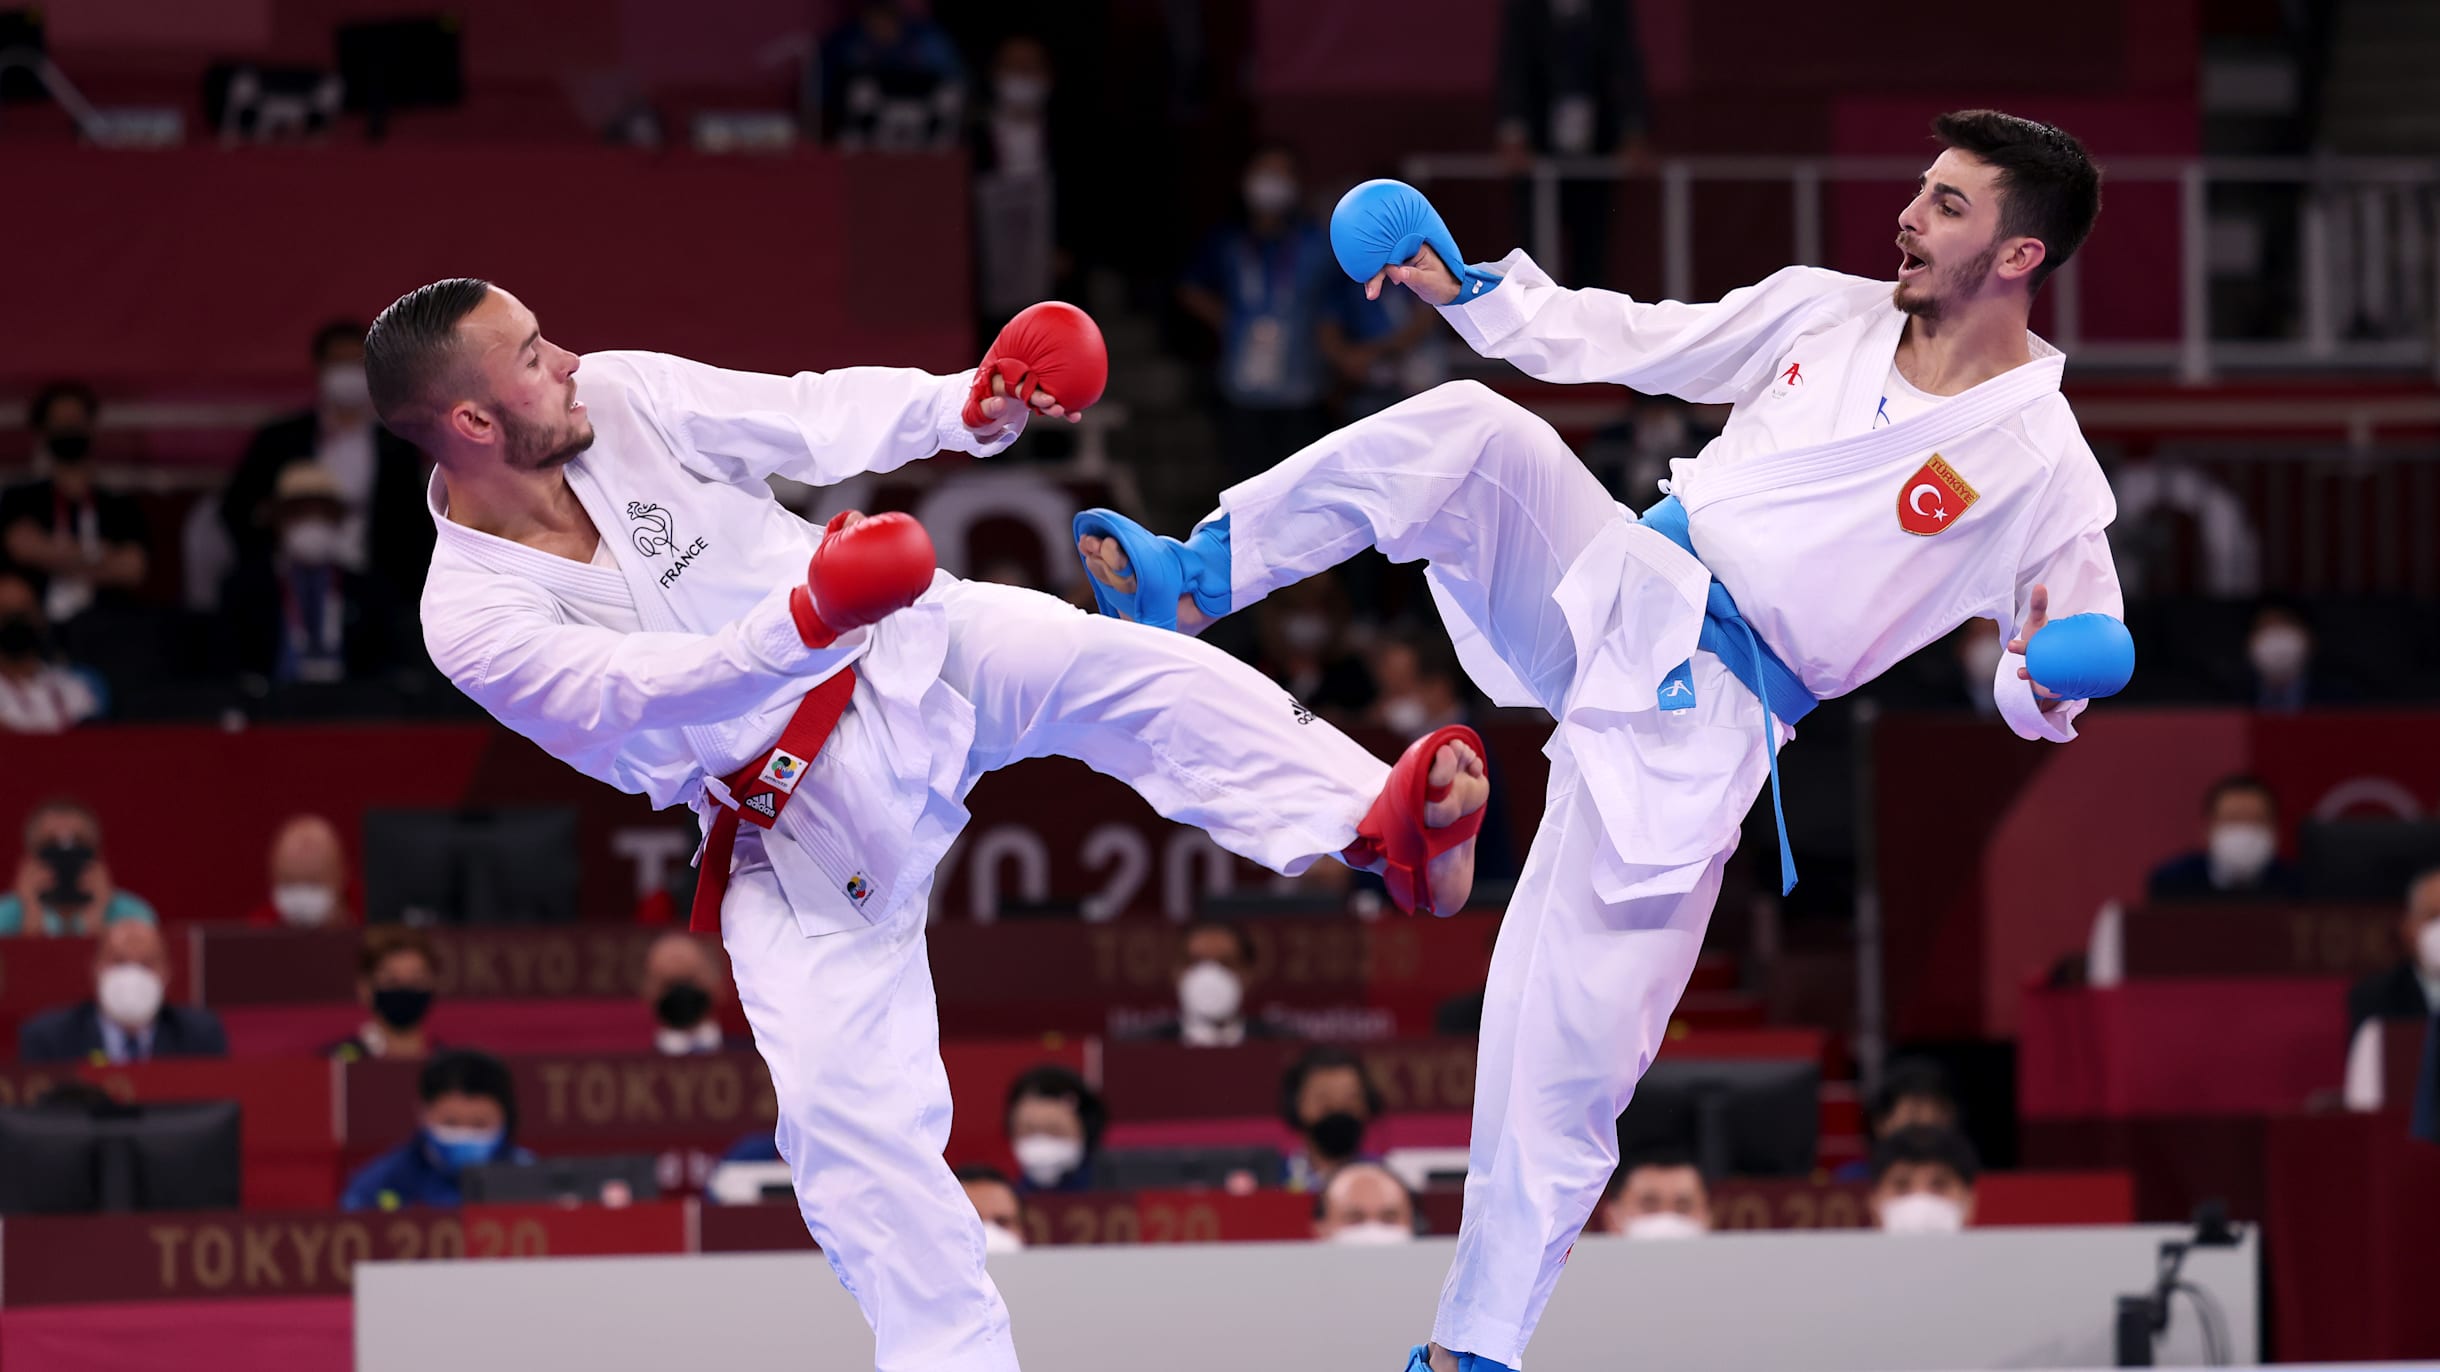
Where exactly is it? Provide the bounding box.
[1869,1123,1981,1187]
[1604,1142,1703,1202]
[1869,1057,1958,1133]
[22,796,98,848]
[2203,774,2275,819]
[26,380,98,433]
[313,319,368,363]
[364,278,493,439]
[418,1048,518,1139]
[1929,110,2101,293]
[1278,1044,1386,1126]
[1181,918,1255,967]
[1310,1158,1419,1226]
[360,925,437,980]
[1004,1063,1107,1151]
[954,1162,1017,1190]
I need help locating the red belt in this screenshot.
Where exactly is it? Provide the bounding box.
[687,666,857,934]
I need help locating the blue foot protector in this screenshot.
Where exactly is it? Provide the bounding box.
[1399,1345,1516,1372]
[1404,1347,1433,1372]
[1069,509,1231,632]
[2024,612,2136,700]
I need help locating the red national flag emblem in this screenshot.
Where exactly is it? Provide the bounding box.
[1896,454,1979,536]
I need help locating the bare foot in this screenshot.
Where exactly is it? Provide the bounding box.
[1422,739,1489,915]
[1075,532,1212,634]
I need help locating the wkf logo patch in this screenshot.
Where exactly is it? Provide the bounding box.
[844,874,873,906]
[758,749,807,794]
[1897,454,1979,536]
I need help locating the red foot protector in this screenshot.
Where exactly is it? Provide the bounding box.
[1340,724,1487,918]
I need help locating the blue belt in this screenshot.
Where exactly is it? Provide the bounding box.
[1635,495,1817,895]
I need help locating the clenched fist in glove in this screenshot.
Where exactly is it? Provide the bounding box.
[790,511,937,648]
[963,301,1109,435]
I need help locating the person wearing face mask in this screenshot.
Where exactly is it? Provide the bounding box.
[221,321,435,596]
[341,1049,536,1211]
[0,798,158,937]
[956,1163,1031,1254]
[641,931,747,1056]
[1281,1044,1386,1191]
[1252,581,1376,726]
[2345,867,2440,1046]
[328,927,440,1063]
[2241,601,2350,713]
[240,814,360,928]
[18,919,228,1064]
[224,461,398,686]
[0,569,102,733]
[1179,142,1372,476]
[1600,1147,1712,1239]
[2146,774,2300,902]
[1003,1064,1106,1194]
[1868,1124,1980,1235]
[0,381,150,632]
[1133,919,1282,1047]
[1314,1160,1420,1245]
[970,35,1069,337]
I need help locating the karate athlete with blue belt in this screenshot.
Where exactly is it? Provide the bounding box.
[1071,110,2134,1371]
[376,281,1491,1372]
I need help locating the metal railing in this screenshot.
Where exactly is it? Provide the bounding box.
[1403,153,2440,382]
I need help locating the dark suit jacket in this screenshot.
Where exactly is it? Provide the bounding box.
[219,412,433,595]
[2145,851,2302,902]
[2347,961,2436,1042]
[17,1001,230,1064]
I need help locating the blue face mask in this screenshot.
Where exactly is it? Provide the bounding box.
[425,1126,503,1172]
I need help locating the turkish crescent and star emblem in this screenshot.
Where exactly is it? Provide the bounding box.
[1896,454,1979,536]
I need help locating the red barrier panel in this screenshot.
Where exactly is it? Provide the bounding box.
[2018,980,2347,1119]
[698,1190,1317,1253]
[2020,1116,2270,1223]
[2,147,971,397]
[78,1059,338,1210]
[221,998,655,1060]
[2120,902,2404,979]
[0,1297,351,1372]
[0,1201,685,1306]
[1416,1170,2134,1237]
[2266,1112,2440,1362]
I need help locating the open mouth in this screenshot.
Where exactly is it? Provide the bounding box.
[1896,241,1930,278]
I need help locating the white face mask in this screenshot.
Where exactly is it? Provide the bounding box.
[281,517,344,566]
[1012,1134,1084,1187]
[2248,625,2310,682]
[982,1221,1027,1254]
[1244,171,1299,217]
[1379,696,1431,736]
[1961,634,2005,688]
[1280,612,1332,655]
[1622,1211,1708,1240]
[994,73,1048,111]
[1178,960,1243,1024]
[2415,919,2440,978]
[320,363,372,410]
[1879,1192,1966,1235]
[98,964,166,1030]
[2206,822,2278,887]
[1328,1221,1412,1246]
[273,882,338,927]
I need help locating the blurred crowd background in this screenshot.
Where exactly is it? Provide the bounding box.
[2,0,2438,1366]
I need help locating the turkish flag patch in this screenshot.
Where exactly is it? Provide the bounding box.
[1897,454,1979,536]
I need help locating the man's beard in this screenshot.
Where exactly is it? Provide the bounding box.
[501,407,595,472]
[1892,241,1999,322]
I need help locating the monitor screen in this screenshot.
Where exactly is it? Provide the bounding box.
[460,1154,660,1207]
[1616,1058,1820,1179]
[0,1101,242,1214]
[362,807,580,925]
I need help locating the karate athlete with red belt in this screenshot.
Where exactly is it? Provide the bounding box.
[373,279,1491,1372]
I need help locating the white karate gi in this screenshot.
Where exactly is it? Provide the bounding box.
[420,351,1391,1372]
[1205,250,2124,1367]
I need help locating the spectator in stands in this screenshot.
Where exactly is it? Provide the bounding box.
[1281,1044,1386,1190]
[970,35,1070,334]
[2346,865,2440,1042]
[818,0,966,151]
[957,1162,1029,1253]
[1601,1145,1712,1239]
[1252,580,1375,726]
[0,798,157,936]
[1005,1064,1105,1193]
[242,814,358,928]
[1835,1057,1960,1182]
[330,927,438,1063]
[1312,1159,1418,1244]
[1493,0,1653,289]
[19,920,227,1064]
[224,462,398,686]
[642,931,743,1056]
[1951,620,2005,718]
[340,1049,534,1211]
[1179,142,1368,475]
[1136,919,1280,1046]
[220,320,432,597]
[1366,634,1469,742]
[1868,1124,1980,1235]
[0,568,103,732]
[2146,774,2300,902]
[2244,601,2343,713]
[0,381,148,635]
